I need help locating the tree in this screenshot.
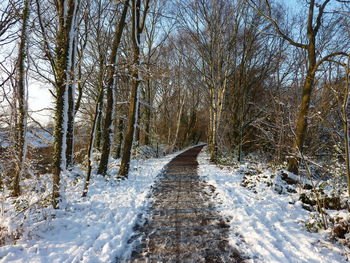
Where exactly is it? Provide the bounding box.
[0,0,21,45]
[247,0,349,173]
[51,0,80,208]
[342,56,350,196]
[12,0,31,197]
[176,0,237,161]
[83,0,113,152]
[118,0,150,178]
[96,0,129,176]
[140,0,173,147]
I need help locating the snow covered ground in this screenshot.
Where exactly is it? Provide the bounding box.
[198,151,349,263]
[0,149,188,263]
[1,147,349,262]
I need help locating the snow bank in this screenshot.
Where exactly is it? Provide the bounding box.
[198,151,348,263]
[0,149,187,263]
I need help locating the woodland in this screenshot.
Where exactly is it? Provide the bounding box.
[1,0,350,261]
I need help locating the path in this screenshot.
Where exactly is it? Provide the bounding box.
[121,146,244,262]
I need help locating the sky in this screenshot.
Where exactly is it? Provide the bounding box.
[28,82,53,124]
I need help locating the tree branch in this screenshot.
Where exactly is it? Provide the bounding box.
[246,0,307,49]
[314,0,331,36]
[314,52,349,73]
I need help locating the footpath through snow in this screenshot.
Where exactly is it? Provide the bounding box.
[122,145,243,262]
[0,146,349,262]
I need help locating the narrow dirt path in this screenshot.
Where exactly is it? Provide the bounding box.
[122,146,244,262]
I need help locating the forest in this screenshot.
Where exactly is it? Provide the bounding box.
[1,0,350,262]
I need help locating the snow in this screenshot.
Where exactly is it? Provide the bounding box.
[1,146,349,262]
[26,130,53,148]
[198,151,348,263]
[0,130,53,148]
[0,149,188,263]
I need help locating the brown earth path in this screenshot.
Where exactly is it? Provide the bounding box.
[119,146,244,262]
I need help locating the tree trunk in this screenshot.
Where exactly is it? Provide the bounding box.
[95,92,103,150]
[52,0,79,208]
[97,0,129,175]
[135,99,141,146]
[208,88,214,158]
[171,94,185,152]
[12,0,30,197]
[74,52,83,115]
[118,75,140,177]
[144,79,151,145]
[95,55,106,151]
[209,87,219,162]
[343,57,350,197]
[114,117,124,159]
[288,46,316,174]
[66,48,76,168]
[82,88,103,197]
[118,0,150,178]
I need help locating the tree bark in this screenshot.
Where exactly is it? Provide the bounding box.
[144,79,151,145]
[287,1,318,173]
[52,0,79,208]
[95,92,104,150]
[287,48,316,173]
[82,88,104,197]
[118,0,150,178]
[96,0,129,176]
[171,94,185,152]
[95,53,106,151]
[66,42,76,168]
[114,117,124,159]
[343,57,350,197]
[12,0,30,197]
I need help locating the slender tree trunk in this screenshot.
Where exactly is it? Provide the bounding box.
[144,79,151,145]
[12,0,30,197]
[82,88,103,197]
[183,109,196,144]
[97,0,129,175]
[52,0,78,208]
[288,46,316,174]
[343,57,350,197]
[209,87,218,162]
[74,53,83,115]
[118,75,140,177]
[208,87,214,157]
[118,0,150,178]
[114,117,124,159]
[95,56,105,151]
[66,46,76,168]
[171,94,185,152]
[95,92,104,150]
[135,98,141,145]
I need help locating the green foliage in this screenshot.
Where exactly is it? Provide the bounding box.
[305,213,326,233]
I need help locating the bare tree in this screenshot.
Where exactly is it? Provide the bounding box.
[247,0,349,173]
[118,0,150,178]
[0,0,21,44]
[12,0,31,197]
[51,0,80,208]
[176,0,237,161]
[342,56,350,196]
[96,0,129,176]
